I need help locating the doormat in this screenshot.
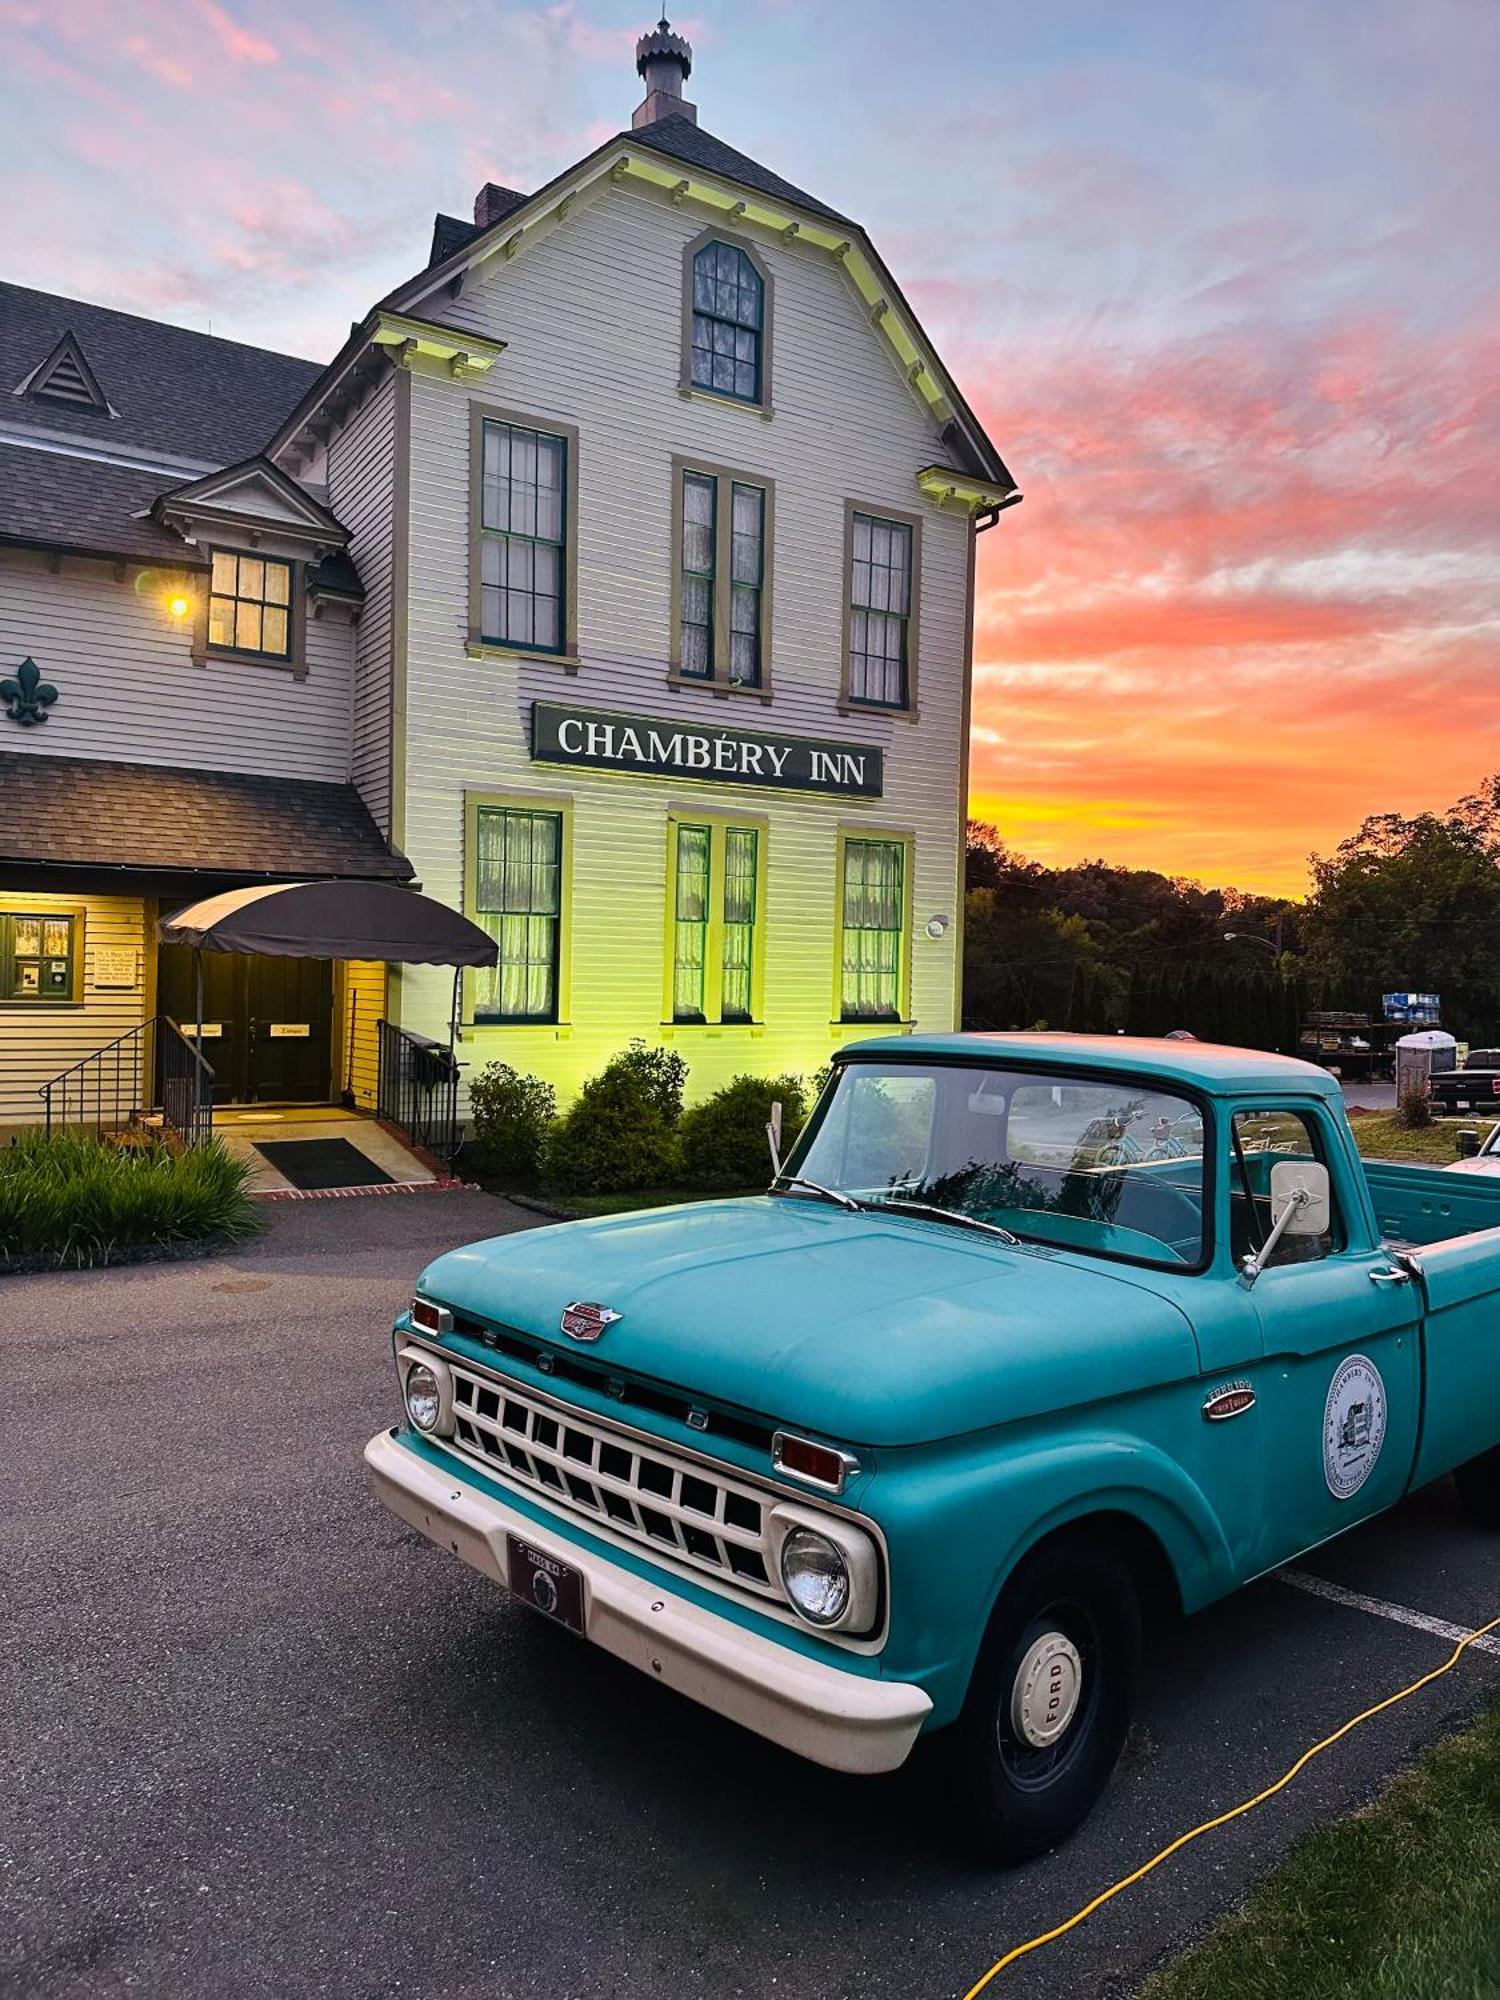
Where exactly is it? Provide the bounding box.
[252,1137,394,1190]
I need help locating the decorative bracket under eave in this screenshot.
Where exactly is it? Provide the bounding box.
[371,312,507,379]
[915,464,1023,519]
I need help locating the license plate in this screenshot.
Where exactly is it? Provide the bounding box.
[506,1534,585,1634]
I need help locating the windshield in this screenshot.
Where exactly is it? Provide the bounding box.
[788,1061,1208,1268]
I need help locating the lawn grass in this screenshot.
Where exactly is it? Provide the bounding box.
[1142,1694,1500,2000]
[1346,1111,1479,1165]
[0,1128,261,1269]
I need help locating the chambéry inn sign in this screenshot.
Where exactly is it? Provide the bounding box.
[531,702,884,800]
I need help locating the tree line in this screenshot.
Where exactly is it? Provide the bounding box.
[963,776,1500,1050]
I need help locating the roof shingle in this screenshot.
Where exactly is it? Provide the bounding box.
[0,753,412,882]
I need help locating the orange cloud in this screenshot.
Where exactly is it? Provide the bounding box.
[965,307,1500,894]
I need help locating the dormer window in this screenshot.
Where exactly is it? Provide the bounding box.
[686,236,767,406]
[208,551,293,658]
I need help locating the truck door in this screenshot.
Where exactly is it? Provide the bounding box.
[1230,1104,1422,1575]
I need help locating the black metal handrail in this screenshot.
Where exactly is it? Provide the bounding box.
[157,1017,215,1146]
[38,1014,214,1146]
[376,1019,460,1165]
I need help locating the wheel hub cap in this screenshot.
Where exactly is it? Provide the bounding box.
[1010,1630,1084,1748]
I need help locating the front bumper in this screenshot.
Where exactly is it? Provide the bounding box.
[365,1428,931,1775]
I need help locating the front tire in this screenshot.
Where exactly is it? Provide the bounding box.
[1455,1445,1500,1529]
[948,1534,1141,1864]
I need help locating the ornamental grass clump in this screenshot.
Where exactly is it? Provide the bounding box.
[0,1129,260,1270]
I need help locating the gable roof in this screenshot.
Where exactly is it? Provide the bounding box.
[154,454,350,543]
[374,120,1014,494]
[18,330,113,414]
[628,114,852,225]
[0,282,320,465]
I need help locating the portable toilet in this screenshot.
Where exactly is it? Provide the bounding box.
[1395,1029,1458,1102]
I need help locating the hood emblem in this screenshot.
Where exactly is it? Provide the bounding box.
[1203,1381,1256,1422]
[561,1300,621,1343]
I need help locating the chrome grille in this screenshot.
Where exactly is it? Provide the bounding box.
[447,1359,778,1599]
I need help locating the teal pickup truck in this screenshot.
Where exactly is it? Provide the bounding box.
[366,1034,1500,1861]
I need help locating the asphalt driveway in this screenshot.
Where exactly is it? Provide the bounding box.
[4,1190,1500,2000]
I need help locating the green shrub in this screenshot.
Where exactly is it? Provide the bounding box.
[607,1039,688,1125]
[678,1074,808,1191]
[466,1062,556,1183]
[541,1042,686,1195]
[1397,1086,1434,1130]
[0,1129,259,1269]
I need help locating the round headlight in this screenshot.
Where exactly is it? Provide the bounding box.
[779,1528,851,1626]
[404,1361,442,1433]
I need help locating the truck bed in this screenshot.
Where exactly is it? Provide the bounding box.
[1363,1157,1500,1249]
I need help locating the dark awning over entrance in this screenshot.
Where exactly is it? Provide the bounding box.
[157,880,497,966]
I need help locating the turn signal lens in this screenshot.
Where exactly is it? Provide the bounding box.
[772,1431,857,1493]
[411,1296,451,1335]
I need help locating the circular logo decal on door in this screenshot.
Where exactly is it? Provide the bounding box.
[1323,1354,1388,1500]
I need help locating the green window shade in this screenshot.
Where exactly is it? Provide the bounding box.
[720,827,758,1021]
[208,551,293,658]
[2,911,77,1002]
[690,241,763,402]
[728,484,763,688]
[848,513,911,707]
[473,808,562,1022]
[479,422,567,652]
[672,825,711,1022]
[680,472,715,679]
[840,839,904,1020]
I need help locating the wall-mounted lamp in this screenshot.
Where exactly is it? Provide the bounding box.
[167,592,191,621]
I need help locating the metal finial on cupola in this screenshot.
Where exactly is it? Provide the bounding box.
[633,13,697,128]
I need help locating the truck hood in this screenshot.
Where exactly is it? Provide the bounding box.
[416,1197,1199,1447]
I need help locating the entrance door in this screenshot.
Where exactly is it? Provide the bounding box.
[157,946,333,1103]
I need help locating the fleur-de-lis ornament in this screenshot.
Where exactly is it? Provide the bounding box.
[1,658,59,726]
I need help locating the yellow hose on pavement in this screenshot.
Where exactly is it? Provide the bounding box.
[961,1610,1500,1998]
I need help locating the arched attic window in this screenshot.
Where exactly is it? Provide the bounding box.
[689,239,764,404]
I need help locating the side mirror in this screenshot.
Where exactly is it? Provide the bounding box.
[1458,1128,1481,1159]
[1241,1159,1331,1284]
[766,1099,783,1178]
[1271,1158,1331,1236]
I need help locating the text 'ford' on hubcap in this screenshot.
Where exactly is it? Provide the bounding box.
[1010,1631,1084,1748]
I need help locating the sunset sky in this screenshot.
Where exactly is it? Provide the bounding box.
[5,0,1495,895]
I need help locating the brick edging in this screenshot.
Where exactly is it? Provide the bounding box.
[252,1177,479,1204]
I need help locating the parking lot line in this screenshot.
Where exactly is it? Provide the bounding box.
[1276,1567,1500,1658]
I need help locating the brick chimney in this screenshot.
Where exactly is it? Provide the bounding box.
[633,15,695,128]
[473,182,527,230]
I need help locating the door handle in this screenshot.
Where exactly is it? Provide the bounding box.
[1369,1265,1410,1286]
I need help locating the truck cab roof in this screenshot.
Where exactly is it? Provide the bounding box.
[838,1031,1344,1101]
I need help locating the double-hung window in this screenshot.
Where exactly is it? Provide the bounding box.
[688,239,765,404]
[208,551,293,659]
[669,820,762,1024]
[476,416,570,654]
[838,837,907,1021]
[472,806,563,1022]
[845,509,918,711]
[673,461,771,690]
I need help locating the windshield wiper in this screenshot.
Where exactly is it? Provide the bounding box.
[873,1199,1022,1245]
[770,1174,866,1212]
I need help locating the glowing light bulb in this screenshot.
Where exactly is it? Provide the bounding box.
[167,594,191,620]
